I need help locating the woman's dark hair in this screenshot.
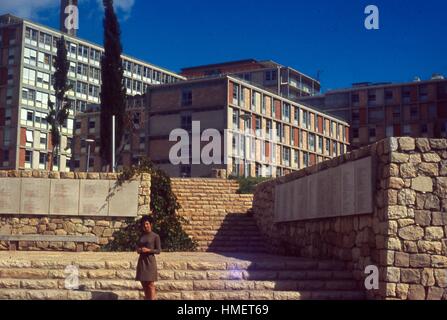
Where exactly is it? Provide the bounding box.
[140,215,154,226]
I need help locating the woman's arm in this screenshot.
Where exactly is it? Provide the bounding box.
[152,235,161,255]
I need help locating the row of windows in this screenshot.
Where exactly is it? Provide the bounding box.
[231,132,343,164]
[352,85,444,105]
[24,26,182,85]
[231,84,346,141]
[23,150,71,171]
[231,108,346,143]
[352,123,445,140]
[352,105,438,123]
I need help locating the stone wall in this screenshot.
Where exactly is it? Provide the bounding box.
[0,171,151,251]
[252,138,447,300]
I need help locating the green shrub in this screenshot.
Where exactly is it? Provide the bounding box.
[103,158,197,252]
[229,176,271,194]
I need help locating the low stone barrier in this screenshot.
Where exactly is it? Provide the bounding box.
[0,171,150,251]
[252,137,447,300]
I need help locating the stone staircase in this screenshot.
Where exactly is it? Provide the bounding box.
[0,252,365,300]
[171,179,266,253]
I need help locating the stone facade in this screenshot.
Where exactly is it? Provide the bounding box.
[0,171,151,251]
[252,137,447,300]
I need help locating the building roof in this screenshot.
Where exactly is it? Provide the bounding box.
[302,78,447,98]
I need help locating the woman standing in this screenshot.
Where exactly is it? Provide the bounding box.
[135,216,161,300]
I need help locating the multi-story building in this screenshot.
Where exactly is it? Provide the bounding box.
[300,77,447,149]
[145,75,348,178]
[0,13,185,171]
[72,95,148,172]
[181,59,321,101]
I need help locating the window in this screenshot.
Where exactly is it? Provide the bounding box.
[25,27,38,42]
[232,109,239,129]
[410,106,419,119]
[40,133,47,148]
[23,48,37,66]
[26,110,33,122]
[265,70,277,82]
[181,114,192,131]
[325,140,330,154]
[76,82,88,95]
[23,68,36,85]
[90,49,101,62]
[3,150,9,162]
[294,107,299,125]
[37,52,51,69]
[302,111,308,129]
[352,110,360,122]
[385,90,393,100]
[77,63,88,76]
[353,128,359,139]
[251,91,257,107]
[88,85,99,98]
[39,153,47,165]
[39,32,52,46]
[78,45,89,58]
[26,130,34,147]
[428,104,437,119]
[182,90,192,106]
[282,103,290,122]
[318,136,323,153]
[89,118,96,129]
[352,94,359,103]
[255,116,261,132]
[261,96,267,114]
[308,134,315,152]
[75,120,82,130]
[333,142,338,156]
[25,150,33,167]
[36,71,50,89]
[89,67,100,80]
[369,128,376,138]
[233,84,239,102]
[403,125,411,135]
[393,106,401,120]
[282,147,290,166]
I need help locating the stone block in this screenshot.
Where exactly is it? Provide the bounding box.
[400,269,421,284]
[395,252,410,267]
[407,284,426,300]
[412,177,433,193]
[409,254,431,267]
[398,225,424,241]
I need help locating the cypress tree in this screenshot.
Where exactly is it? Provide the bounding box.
[100,0,126,170]
[46,35,71,170]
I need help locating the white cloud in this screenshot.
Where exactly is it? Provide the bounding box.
[0,0,59,19]
[96,0,135,20]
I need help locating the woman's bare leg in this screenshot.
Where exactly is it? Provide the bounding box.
[141,281,150,300]
[148,282,156,300]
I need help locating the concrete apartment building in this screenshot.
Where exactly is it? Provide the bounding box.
[300,77,447,149]
[181,59,321,101]
[72,95,147,172]
[142,75,349,178]
[0,13,185,171]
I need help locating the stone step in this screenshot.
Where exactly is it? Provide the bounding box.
[0,278,359,292]
[0,288,365,300]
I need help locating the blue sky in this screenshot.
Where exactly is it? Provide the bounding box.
[1,0,446,92]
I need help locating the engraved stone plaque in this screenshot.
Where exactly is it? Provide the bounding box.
[0,178,21,214]
[274,156,373,222]
[341,163,356,216]
[49,180,80,216]
[108,181,139,217]
[79,180,109,217]
[20,178,51,215]
[355,157,373,214]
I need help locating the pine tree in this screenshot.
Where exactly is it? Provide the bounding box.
[46,35,71,170]
[100,0,126,171]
